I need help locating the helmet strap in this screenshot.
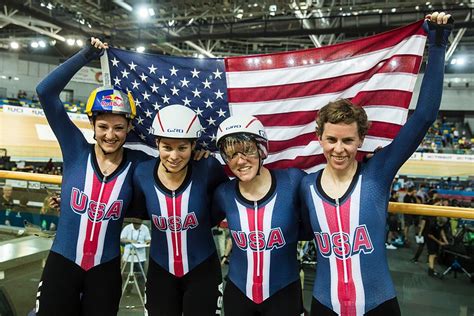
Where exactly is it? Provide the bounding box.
[256,150,263,176]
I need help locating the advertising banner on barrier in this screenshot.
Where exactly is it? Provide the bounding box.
[2,105,89,122]
[421,153,474,163]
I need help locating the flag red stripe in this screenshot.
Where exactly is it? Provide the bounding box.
[268,133,314,153]
[255,89,412,127]
[225,20,425,72]
[351,90,414,108]
[227,55,421,103]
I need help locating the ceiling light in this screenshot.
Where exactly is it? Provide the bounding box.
[148,8,155,16]
[38,40,46,48]
[76,39,83,47]
[391,8,396,12]
[10,42,19,49]
[31,41,39,48]
[137,7,149,19]
[136,46,145,53]
[66,38,75,46]
[450,58,457,65]
[14,77,19,80]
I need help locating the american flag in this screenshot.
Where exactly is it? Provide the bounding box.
[104,20,426,172]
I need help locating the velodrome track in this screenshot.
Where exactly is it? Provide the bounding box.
[0,111,92,160]
[1,111,473,177]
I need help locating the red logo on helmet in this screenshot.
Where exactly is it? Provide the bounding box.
[100,94,124,108]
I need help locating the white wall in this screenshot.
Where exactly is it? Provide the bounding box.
[0,51,97,101]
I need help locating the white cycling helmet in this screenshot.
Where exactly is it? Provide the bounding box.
[151,105,202,139]
[216,115,268,159]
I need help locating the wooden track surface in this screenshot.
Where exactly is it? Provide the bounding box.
[1,112,473,177]
[0,111,91,160]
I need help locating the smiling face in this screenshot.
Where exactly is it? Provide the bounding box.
[319,122,363,172]
[93,113,131,154]
[157,138,194,173]
[223,140,260,182]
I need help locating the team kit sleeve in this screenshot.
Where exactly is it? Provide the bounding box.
[210,186,227,227]
[206,156,229,192]
[126,165,150,220]
[36,44,102,161]
[367,20,452,183]
[298,175,316,241]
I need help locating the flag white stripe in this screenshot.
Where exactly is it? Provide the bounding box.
[226,36,426,88]
[229,73,418,116]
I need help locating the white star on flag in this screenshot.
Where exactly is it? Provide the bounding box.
[148,64,157,74]
[213,69,223,79]
[134,98,141,108]
[202,79,212,89]
[216,108,226,117]
[206,116,216,126]
[151,83,159,93]
[180,78,190,87]
[111,57,120,66]
[142,91,150,100]
[191,68,200,78]
[195,107,203,116]
[162,95,170,104]
[159,76,168,85]
[128,61,137,71]
[182,97,191,106]
[170,86,180,95]
[204,99,214,108]
[140,73,148,82]
[144,109,153,118]
[170,66,178,76]
[214,89,224,99]
[131,80,140,89]
[192,88,201,98]
[113,76,121,85]
[121,69,129,78]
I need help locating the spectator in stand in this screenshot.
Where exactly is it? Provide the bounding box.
[403,186,420,246]
[41,192,59,231]
[386,191,400,250]
[426,217,449,277]
[411,198,442,263]
[417,184,429,204]
[1,185,15,225]
[44,159,54,173]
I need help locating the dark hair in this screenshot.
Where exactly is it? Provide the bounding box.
[316,99,370,139]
